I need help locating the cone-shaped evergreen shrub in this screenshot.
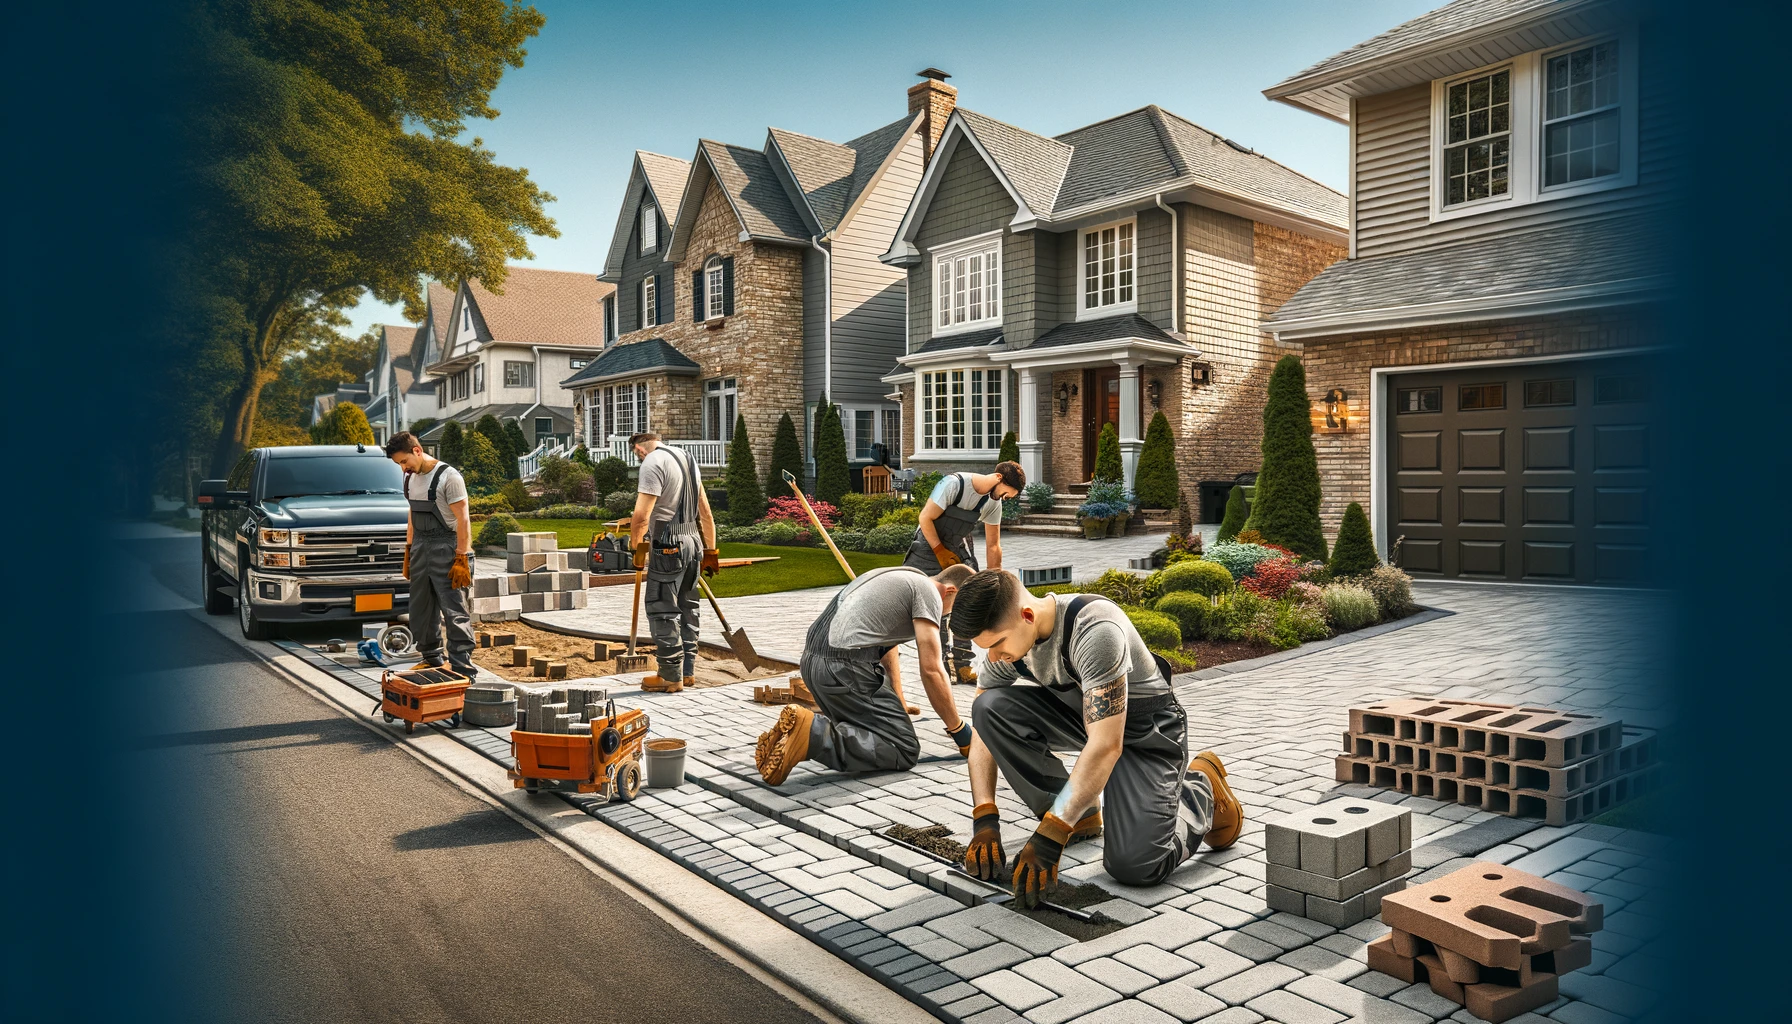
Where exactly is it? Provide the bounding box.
[460,432,505,493]
[438,421,465,468]
[1093,422,1123,484]
[998,431,1020,464]
[1250,355,1326,561]
[475,414,516,479]
[1175,490,1194,539]
[311,402,377,445]
[724,414,767,525]
[1134,412,1179,509]
[814,398,851,508]
[1329,501,1378,578]
[766,411,804,498]
[1218,484,1247,542]
[504,420,531,462]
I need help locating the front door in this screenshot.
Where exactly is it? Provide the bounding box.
[1082,366,1120,481]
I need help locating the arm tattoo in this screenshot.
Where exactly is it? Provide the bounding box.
[1083,678,1127,726]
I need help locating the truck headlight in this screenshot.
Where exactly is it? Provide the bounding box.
[259,551,291,567]
[260,529,290,545]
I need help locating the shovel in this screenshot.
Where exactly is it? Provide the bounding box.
[616,568,651,673]
[696,574,762,671]
[782,470,856,582]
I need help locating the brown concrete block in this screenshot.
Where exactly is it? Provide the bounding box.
[1419,954,1465,1005]
[1482,762,1661,826]
[1388,928,1424,959]
[1613,726,1657,774]
[1436,945,1481,984]
[511,645,535,667]
[492,633,516,646]
[530,656,550,677]
[1531,937,1593,978]
[1379,862,1600,970]
[1366,934,1426,984]
[1465,972,1559,1023]
[592,640,620,660]
[477,633,492,648]
[546,662,567,680]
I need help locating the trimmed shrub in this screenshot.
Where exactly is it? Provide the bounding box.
[1210,589,1266,641]
[1238,557,1304,600]
[763,495,837,529]
[475,414,516,480]
[1123,607,1182,650]
[1174,489,1194,539]
[724,414,768,526]
[1246,355,1326,561]
[438,421,465,468]
[1202,541,1281,581]
[718,523,766,544]
[863,523,915,554]
[1027,583,1088,598]
[1217,483,1247,542]
[839,493,898,531]
[407,417,439,438]
[998,430,1020,464]
[1363,564,1417,619]
[832,529,868,552]
[877,505,920,529]
[534,504,603,519]
[475,513,520,548]
[1243,597,1331,651]
[1023,482,1056,513]
[1155,591,1215,642]
[310,402,378,446]
[1322,584,1380,631]
[1287,580,1327,615]
[1134,412,1179,509]
[1155,646,1199,673]
[591,456,629,496]
[766,412,804,496]
[761,520,800,545]
[911,471,944,506]
[1093,422,1123,484]
[1235,529,1264,545]
[1164,549,1202,567]
[503,421,531,464]
[1088,568,1151,606]
[460,432,506,494]
[1002,497,1022,523]
[468,493,512,516]
[603,490,635,514]
[1329,501,1378,578]
[569,444,595,469]
[500,478,535,512]
[812,395,851,508]
[1157,558,1234,597]
[536,454,589,504]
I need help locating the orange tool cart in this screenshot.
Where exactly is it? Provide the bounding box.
[376,665,470,734]
[509,698,649,803]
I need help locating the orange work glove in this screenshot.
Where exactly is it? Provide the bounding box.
[946,720,973,758]
[962,802,1005,880]
[633,542,650,571]
[701,548,721,577]
[449,553,472,590]
[1012,812,1073,907]
[402,548,410,579]
[931,543,961,568]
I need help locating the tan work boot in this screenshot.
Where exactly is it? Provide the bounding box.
[1068,809,1102,844]
[755,705,813,786]
[955,666,979,686]
[1186,751,1244,850]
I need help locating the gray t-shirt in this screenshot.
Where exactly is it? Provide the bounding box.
[828,566,942,650]
[978,592,1168,704]
[404,462,468,528]
[929,473,1003,526]
[636,446,693,526]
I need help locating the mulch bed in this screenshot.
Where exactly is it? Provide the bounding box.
[1176,638,1279,670]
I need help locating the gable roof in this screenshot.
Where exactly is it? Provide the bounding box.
[560,338,701,387]
[769,113,921,235]
[381,324,423,395]
[602,151,692,280]
[462,266,611,349]
[956,109,1072,217]
[425,281,455,349]
[697,140,812,242]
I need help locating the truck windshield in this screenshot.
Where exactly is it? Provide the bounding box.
[263,456,405,500]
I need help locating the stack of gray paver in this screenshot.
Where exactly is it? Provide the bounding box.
[472,532,589,621]
[1265,797,1411,927]
[517,685,610,733]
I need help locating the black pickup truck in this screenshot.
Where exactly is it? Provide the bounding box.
[198,444,411,639]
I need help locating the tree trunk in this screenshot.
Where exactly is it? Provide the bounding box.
[209,321,272,476]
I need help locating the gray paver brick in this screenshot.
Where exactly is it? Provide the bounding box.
[864,893,964,933]
[943,941,1033,978]
[1077,957,1158,997]
[964,1007,1023,1024]
[1208,929,1285,964]
[1088,899,1158,926]
[1138,979,1228,1022]
[972,969,1054,1011]
[1389,982,1461,1018]
[1558,972,1655,1018]
[943,994,998,1018]
[1246,988,1347,1024]
[1276,945,1368,983]
[1114,944,1198,982]
[1065,998,1181,1024]
[1347,971,1409,998]
[1241,919,1314,951]
[977,908,1078,955]
[1506,838,1607,877]
[1286,976,1431,1024]
[1197,1010,1268,1024]
[1543,999,1628,1024]
[1168,939,1256,988]
[1015,957,1124,1024]
[1053,908,1217,966]
[1208,963,1304,1006]
[909,937,970,962]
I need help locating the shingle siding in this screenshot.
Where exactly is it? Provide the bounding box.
[1136,206,1174,332]
[910,141,1018,352]
[616,177,676,333]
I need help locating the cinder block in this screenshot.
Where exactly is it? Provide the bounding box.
[511,645,535,667]
[478,633,492,648]
[1265,821,1302,868]
[472,576,501,599]
[1378,861,1602,971]
[531,656,550,677]
[1362,875,1406,916]
[1266,860,1379,903]
[507,532,555,553]
[521,592,547,612]
[541,551,569,572]
[564,549,589,570]
[1270,799,1411,878]
[546,662,567,680]
[1264,883,1305,915]
[592,640,620,660]
[471,596,500,615]
[497,594,522,611]
[1303,891,1365,929]
[492,633,516,646]
[559,589,586,609]
[507,533,531,553]
[508,574,529,593]
[554,570,584,591]
[509,552,547,573]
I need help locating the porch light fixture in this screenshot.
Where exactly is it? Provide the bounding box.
[1147,379,1162,408]
[1190,363,1212,386]
[1056,381,1078,416]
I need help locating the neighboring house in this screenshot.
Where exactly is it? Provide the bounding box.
[565,74,935,474]
[1262,0,1675,584]
[308,383,370,430]
[362,322,429,443]
[880,86,1348,507]
[413,266,614,453]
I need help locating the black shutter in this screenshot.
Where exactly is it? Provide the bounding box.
[634,281,643,332]
[692,269,704,322]
[657,273,670,326]
[722,257,735,316]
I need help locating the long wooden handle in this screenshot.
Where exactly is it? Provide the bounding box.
[695,574,731,631]
[783,470,856,582]
[627,569,644,653]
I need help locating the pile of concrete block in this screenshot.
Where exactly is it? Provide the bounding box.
[516,685,610,734]
[1369,861,1602,1022]
[1265,797,1411,927]
[752,676,812,705]
[1336,697,1659,826]
[471,533,590,621]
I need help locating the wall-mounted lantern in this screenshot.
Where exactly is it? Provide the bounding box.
[1147,378,1163,408]
[1056,381,1078,416]
[1312,387,1350,433]
[1190,362,1212,386]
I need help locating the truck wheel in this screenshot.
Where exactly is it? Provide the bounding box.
[615,760,642,802]
[201,548,232,616]
[236,548,274,640]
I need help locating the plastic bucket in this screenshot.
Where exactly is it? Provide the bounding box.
[645,738,687,789]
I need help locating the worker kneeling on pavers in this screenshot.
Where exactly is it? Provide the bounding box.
[756,563,976,785]
[629,432,720,692]
[948,570,1244,906]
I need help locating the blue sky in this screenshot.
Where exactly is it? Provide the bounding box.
[345,0,1438,337]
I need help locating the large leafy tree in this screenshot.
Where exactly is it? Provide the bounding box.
[258,324,379,430]
[186,0,554,475]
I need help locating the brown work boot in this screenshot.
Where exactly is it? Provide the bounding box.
[955,666,979,686]
[755,705,813,786]
[1067,809,1102,844]
[1186,751,1244,850]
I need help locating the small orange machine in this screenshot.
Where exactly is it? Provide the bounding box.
[378,665,471,734]
[508,698,650,802]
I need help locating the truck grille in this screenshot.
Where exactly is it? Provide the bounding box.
[291,528,406,576]
[296,529,404,548]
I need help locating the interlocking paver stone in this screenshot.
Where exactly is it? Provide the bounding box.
[1286,976,1432,1024]
[1065,999,1181,1024]
[1208,963,1304,1006]
[943,941,1034,979]
[1275,944,1367,983]
[974,969,1055,1011]
[1247,988,1347,1024]
[1138,979,1229,1022]
[1115,944,1198,982]
[1076,957,1158,997]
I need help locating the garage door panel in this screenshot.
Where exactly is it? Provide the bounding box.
[1458,429,1505,471]
[1594,424,1649,470]
[1595,544,1648,583]
[1458,487,1505,525]
[1524,487,1574,525]
[1594,487,1648,526]
[1523,426,1575,471]
[1397,487,1442,525]
[1401,538,1443,574]
[1398,431,1441,472]
[1523,541,1576,579]
[1458,540,1506,577]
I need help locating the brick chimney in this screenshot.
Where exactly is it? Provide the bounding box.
[908,68,957,167]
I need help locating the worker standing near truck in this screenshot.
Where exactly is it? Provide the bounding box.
[755,563,976,785]
[903,462,1025,685]
[383,431,477,679]
[629,432,720,693]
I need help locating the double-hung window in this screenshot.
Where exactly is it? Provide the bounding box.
[932,234,1001,334]
[919,368,1004,452]
[473,363,484,394]
[1079,219,1135,315]
[853,410,875,460]
[640,205,658,254]
[1543,41,1620,187]
[599,382,649,440]
[640,276,658,328]
[503,360,534,389]
[1442,68,1512,207]
[704,377,737,442]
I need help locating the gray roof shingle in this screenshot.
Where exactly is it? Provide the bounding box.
[561,338,701,387]
[700,140,811,242]
[957,109,1072,216]
[914,326,1003,355]
[770,114,920,235]
[1031,313,1183,350]
[1267,0,1560,95]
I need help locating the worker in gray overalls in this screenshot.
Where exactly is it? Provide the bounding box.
[755,563,976,785]
[904,462,1026,685]
[383,431,477,678]
[628,432,719,692]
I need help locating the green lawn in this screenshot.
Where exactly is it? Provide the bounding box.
[511,519,903,597]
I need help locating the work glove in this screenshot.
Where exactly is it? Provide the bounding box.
[931,543,961,568]
[962,802,1005,881]
[701,548,720,577]
[1012,813,1073,908]
[449,553,472,590]
[402,548,410,579]
[633,542,650,571]
[946,720,972,757]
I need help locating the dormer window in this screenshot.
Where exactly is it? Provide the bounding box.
[641,204,658,255]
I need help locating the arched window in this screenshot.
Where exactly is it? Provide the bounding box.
[705,256,727,320]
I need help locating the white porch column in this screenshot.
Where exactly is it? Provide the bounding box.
[1117,361,1143,493]
[1016,368,1044,485]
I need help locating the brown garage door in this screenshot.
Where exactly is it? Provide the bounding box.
[1386,355,1656,584]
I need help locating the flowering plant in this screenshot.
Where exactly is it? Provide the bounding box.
[1239,557,1304,599]
[761,495,838,529]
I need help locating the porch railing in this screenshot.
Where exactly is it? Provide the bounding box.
[602,435,726,469]
[517,438,570,482]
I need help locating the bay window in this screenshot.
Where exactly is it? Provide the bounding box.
[932,234,1001,333]
[920,368,1005,452]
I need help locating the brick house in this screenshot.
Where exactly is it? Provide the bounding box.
[1262,0,1675,584]
[878,89,1347,514]
[564,78,937,476]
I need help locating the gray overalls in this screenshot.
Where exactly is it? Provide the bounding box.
[903,472,988,679]
[405,464,476,677]
[644,446,702,684]
[799,567,923,773]
[971,596,1213,887]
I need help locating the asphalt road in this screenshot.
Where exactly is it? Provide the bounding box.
[125,530,823,1024]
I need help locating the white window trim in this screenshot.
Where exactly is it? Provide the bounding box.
[836,403,897,461]
[503,360,535,389]
[704,256,726,321]
[640,204,658,255]
[641,276,658,328]
[915,366,1007,454]
[473,362,484,394]
[703,376,738,441]
[600,380,651,441]
[929,230,1003,337]
[1428,31,1638,224]
[1076,217,1138,320]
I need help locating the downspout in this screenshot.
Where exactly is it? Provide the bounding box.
[518,344,544,447]
[1154,193,1181,337]
[809,236,833,479]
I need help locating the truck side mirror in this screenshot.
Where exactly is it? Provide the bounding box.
[197,479,248,508]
